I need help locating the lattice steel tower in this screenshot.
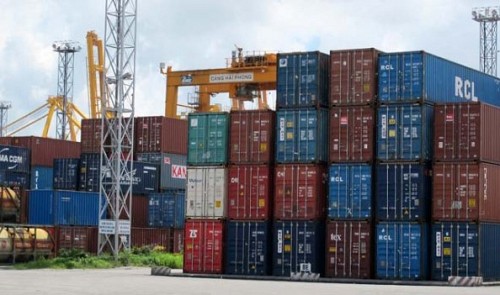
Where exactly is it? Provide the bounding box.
[98,0,137,258]
[53,41,81,140]
[472,6,500,76]
[0,101,11,136]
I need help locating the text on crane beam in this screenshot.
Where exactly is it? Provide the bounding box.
[209,73,254,83]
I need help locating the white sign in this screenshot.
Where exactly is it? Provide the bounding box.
[118,220,131,235]
[209,72,254,83]
[99,220,116,234]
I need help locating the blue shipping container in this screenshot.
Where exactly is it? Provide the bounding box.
[328,164,372,219]
[276,108,329,163]
[53,158,80,190]
[27,190,100,226]
[30,166,53,190]
[129,162,159,194]
[1,171,29,188]
[137,153,187,189]
[376,222,429,280]
[226,221,271,276]
[273,220,324,276]
[276,51,330,108]
[148,190,185,228]
[79,153,100,192]
[378,51,500,106]
[0,144,30,173]
[432,222,500,281]
[377,104,434,161]
[376,163,431,221]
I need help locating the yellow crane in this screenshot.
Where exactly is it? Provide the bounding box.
[161,47,277,118]
[86,31,107,119]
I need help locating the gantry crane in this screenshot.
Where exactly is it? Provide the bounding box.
[86,31,107,118]
[161,47,277,118]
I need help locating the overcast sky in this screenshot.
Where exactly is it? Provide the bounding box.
[0,0,496,137]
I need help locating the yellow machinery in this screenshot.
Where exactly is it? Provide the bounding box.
[86,31,107,119]
[162,47,277,118]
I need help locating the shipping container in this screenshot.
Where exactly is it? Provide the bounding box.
[131,227,171,252]
[79,153,100,192]
[433,162,500,222]
[330,106,375,163]
[378,51,500,106]
[0,144,30,173]
[30,166,53,190]
[1,170,29,188]
[376,222,429,280]
[328,164,372,220]
[227,165,272,220]
[135,116,188,155]
[273,220,324,276]
[131,195,149,228]
[172,228,184,253]
[103,161,160,194]
[27,190,100,226]
[376,163,431,221]
[325,220,372,279]
[434,103,500,163]
[188,112,229,165]
[276,108,329,163]
[377,104,434,161]
[274,164,327,220]
[229,110,275,164]
[53,158,80,190]
[0,224,55,262]
[186,167,227,218]
[10,136,81,167]
[81,119,103,153]
[432,222,500,281]
[330,48,380,106]
[0,187,21,222]
[55,226,98,254]
[277,51,330,108]
[184,219,225,274]
[136,153,186,190]
[225,221,271,275]
[148,190,185,228]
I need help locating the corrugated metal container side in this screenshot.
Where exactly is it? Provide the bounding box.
[276,51,330,108]
[131,195,149,228]
[432,222,500,281]
[376,222,429,280]
[172,228,184,253]
[433,162,500,222]
[79,153,100,192]
[274,164,327,220]
[148,190,185,228]
[378,51,500,106]
[27,190,100,226]
[81,119,103,153]
[136,153,186,190]
[0,144,30,173]
[53,158,79,190]
[2,171,29,188]
[325,220,372,279]
[328,164,372,220]
[131,162,159,194]
[330,48,380,106]
[30,166,53,190]
[131,227,171,252]
[186,167,227,218]
[134,116,188,155]
[273,220,325,276]
[229,110,275,164]
[330,106,375,163]
[227,165,272,220]
[188,112,229,165]
[225,221,271,275]
[434,103,500,163]
[10,136,81,167]
[377,104,434,161]
[376,163,431,221]
[276,108,329,163]
[184,219,225,274]
[55,226,98,254]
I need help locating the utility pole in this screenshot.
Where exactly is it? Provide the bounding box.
[472,6,500,76]
[0,101,12,136]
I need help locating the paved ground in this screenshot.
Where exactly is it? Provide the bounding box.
[0,267,499,295]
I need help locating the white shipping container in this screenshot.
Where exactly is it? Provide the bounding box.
[186,167,227,218]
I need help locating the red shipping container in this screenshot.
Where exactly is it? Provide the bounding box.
[433,162,500,222]
[0,137,12,145]
[274,164,327,220]
[227,164,272,220]
[330,48,380,106]
[184,219,224,274]
[131,227,171,251]
[10,136,81,167]
[325,220,372,279]
[81,119,102,153]
[132,195,149,227]
[55,226,98,254]
[329,106,374,163]
[434,103,500,163]
[172,228,184,253]
[229,110,275,164]
[135,116,187,155]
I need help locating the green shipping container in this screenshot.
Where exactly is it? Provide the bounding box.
[188,112,229,165]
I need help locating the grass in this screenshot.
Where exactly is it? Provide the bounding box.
[12,247,183,270]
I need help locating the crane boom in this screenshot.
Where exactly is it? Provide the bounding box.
[86,31,106,118]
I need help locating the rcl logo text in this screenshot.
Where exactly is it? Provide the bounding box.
[380,64,394,70]
[455,76,479,102]
[331,176,344,182]
[379,235,392,241]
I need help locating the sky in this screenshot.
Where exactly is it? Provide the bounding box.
[0,0,497,137]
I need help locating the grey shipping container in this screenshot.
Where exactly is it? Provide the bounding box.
[136,153,186,190]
